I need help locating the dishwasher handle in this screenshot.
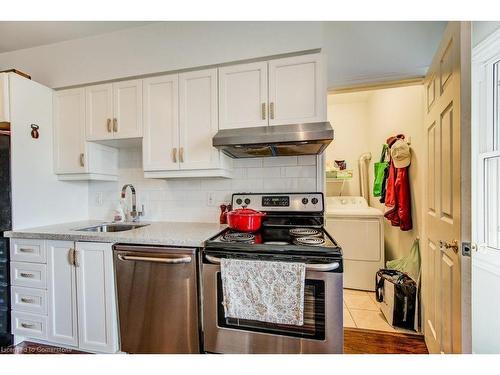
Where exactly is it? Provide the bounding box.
[117,254,192,264]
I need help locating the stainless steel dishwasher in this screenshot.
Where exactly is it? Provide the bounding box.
[113,244,200,353]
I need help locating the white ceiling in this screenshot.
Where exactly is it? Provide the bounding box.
[0,21,153,53]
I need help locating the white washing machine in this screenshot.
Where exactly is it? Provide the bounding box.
[325,196,384,291]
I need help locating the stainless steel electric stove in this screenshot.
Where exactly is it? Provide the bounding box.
[202,192,344,354]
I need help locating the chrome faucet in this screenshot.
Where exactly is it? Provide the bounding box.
[121,184,144,222]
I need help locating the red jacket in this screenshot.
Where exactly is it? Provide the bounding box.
[384,161,412,231]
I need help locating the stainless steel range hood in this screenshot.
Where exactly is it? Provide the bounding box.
[212,122,334,158]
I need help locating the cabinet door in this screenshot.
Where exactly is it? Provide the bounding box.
[53,88,87,174]
[113,80,143,139]
[142,74,179,171]
[75,242,118,353]
[46,241,78,347]
[179,68,219,170]
[218,62,268,130]
[268,54,326,125]
[85,84,113,140]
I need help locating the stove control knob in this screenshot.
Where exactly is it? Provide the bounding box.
[244,198,251,205]
[302,198,309,205]
[311,197,319,205]
[236,198,243,205]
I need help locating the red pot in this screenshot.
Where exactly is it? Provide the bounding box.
[227,208,266,232]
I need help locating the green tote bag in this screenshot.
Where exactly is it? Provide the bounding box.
[373,144,389,197]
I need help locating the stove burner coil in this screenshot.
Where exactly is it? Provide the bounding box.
[222,232,256,243]
[293,237,326,247]
[289,228,321,237]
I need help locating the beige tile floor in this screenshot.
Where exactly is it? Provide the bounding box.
[343,288,419,334]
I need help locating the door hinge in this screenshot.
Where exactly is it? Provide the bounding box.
[462,242,472,257]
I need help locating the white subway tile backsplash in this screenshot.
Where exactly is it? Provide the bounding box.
[88,148,318,222]
[263,156,298,167]
[298,155,317,165]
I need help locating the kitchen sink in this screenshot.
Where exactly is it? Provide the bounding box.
[75,223,149,232]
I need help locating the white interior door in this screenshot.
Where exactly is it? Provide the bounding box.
[268,53,326,126]
[46,240,78,347]
[179,68,219,170]
[113,80,143,139]
[423,22,471,354]
[218,61,268,130]
[85,83,113,141]
[53,88,87,174]
[471,28,500,354]
[142,74,179,171]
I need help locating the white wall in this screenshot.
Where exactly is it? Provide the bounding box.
[9,74,88,229]
[326,85,423,261]
[89,149,317,223]
[0,22,323,89]
[472,21,500,47]
[325,92,370,196]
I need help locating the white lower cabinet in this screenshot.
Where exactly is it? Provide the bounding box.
[75,242,118,353]
[11,239,119,353]
[46,241,78,347]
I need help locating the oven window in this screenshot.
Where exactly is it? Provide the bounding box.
[216,273,325,340]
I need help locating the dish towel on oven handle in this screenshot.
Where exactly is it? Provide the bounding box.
[220,258,306,326]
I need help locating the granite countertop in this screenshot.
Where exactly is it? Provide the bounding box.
[4,220,227,248]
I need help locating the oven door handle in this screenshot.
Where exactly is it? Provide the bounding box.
[205,255,340,272]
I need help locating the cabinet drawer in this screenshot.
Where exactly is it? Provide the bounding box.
[10,239,46,263]
[11,286,47,315]
[11,311,48,339]
[10,262,47,289]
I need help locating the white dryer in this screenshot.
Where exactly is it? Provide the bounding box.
[325,196,384,291]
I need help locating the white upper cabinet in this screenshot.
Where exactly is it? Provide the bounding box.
[143,70,231,179]
[0,73,9,122]
[268,53,326,125]
[113,80,143,139]
[53,88,86,174]
[179,68,219,170]
[218,62,268,130]
[85,84,113,141]
[142,74,179,171]
[53,88,118,180]
[86,80,143,141]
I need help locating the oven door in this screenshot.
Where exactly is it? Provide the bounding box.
[202,256,343,354]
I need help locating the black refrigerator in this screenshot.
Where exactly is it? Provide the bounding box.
[0,128,12,348]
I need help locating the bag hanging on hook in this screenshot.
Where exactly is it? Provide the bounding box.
[30,124,39,139]
[373,144,389,197]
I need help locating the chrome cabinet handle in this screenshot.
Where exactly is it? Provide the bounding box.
[21,323,35,329]
[107,118,112,133]
[113,118,118,132]
[172,147,177,163]
[205,255,340,272]
[19,248,34,253]
[20,272,34,278]
[270,102,275,119]
[261,103,266,120]
[117,254,192,264]
[20,297,35,304]
[79,153,85,167]
[179,147,184,163]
